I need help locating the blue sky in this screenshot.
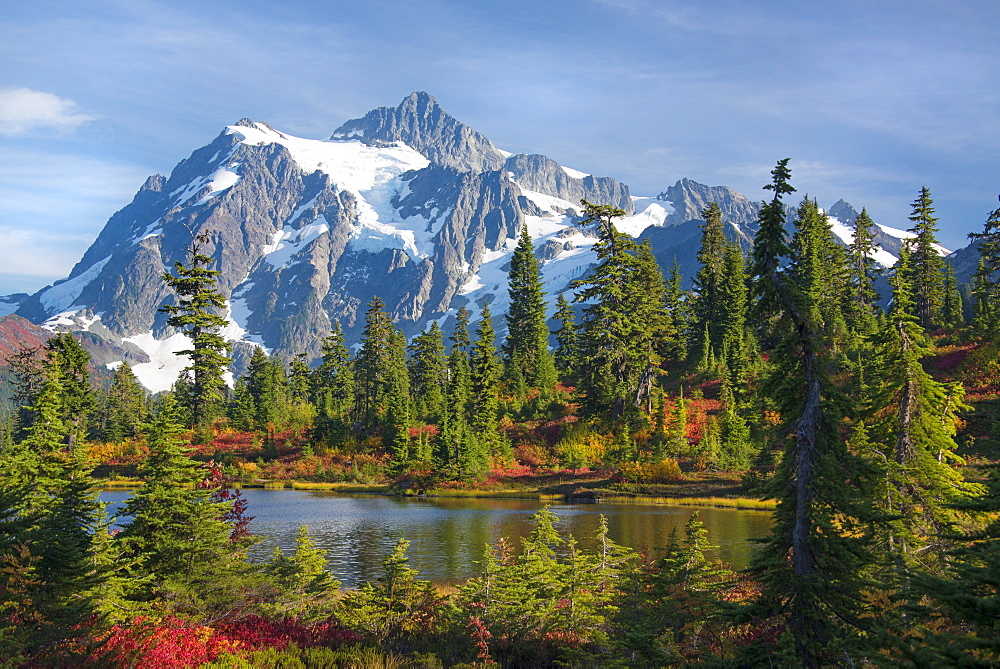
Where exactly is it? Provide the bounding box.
[1,0,997,295]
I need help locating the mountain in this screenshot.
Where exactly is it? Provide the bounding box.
[13,92,925,392]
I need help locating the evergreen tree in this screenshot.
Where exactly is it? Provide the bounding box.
[311,323,355,450]
[905,187,946,328]
[968,195,1000,337]
[383,327,412,463]
[847,207,881,331]
[470,305,504,461]
[749,158,795,325]
[719,242,753,389]
[552,293,580,384]
[941,259,964,327]
[573,200,670,420]
[96,363,148,443]
[434,307,484,478]
[789,196,849,343]
[44,333,96,452]
[910,464,1000,664]
[354,296,396,431]
[737,160,879,665]
[862,250,978,569]
[503,223,555,391]
[117,398,262,620]
[692,201,728,361]
[266,525,339,619]
[407,322,447,422]
[245,347,289,432]
[160,230,233,432]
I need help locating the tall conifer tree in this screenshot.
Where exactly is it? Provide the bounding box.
[160,230,232,433]
[905,187,946,328]
[503,223,555,390]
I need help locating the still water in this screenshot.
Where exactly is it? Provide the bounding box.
[100,490,772,587]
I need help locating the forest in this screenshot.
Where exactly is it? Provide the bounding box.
[1,159,998,667]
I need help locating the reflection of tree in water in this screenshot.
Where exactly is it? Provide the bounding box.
[101,489,772,587]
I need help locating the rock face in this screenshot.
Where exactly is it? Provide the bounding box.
[14,92,925,391]
[331,92,507,173]
[504,153,634,214]
[659,178,761,240]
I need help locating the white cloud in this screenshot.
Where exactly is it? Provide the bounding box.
[0,88,96,136]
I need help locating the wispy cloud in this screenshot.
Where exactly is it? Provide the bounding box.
[0,88,96,136]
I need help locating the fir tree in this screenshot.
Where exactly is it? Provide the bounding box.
[719,242,753,390]
[407,322,447,422]
[354,296,396,431]
[503,223,555,391]
[573,200,670,420]
[96,363,148,443]
[44,333,96,452]
[847,207,881,332]
[862,250,978,569]
[738,160,879,665]
[117,398,262,620]
[383,327,412,463]
[552,293,580,384]
[750,158,795,325]
[692,201,728,361]
[941,259,964,327]
[968,195,1000,337]
[160,230,233,433]
[245,347,289,431]
[470,305,504,461]
[905,187,946,329]
[311,323,355,450]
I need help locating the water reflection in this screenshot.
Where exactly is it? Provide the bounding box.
[100,490,772,587]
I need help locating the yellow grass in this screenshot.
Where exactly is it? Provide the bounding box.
[587,494,775,511]
[406,488,564,501]
[94,479,144,489]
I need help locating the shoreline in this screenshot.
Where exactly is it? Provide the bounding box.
[94,478,775,510]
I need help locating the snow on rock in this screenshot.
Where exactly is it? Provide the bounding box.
[262,219,331,268]
[561,165,590,180]
[39,256,111,314]
[229,122,435,258]
[122,331,192,394]
[455,193,668,332]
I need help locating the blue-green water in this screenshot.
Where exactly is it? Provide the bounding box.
[100,490,772,587]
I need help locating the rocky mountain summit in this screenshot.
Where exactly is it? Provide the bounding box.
[11,93,920,391]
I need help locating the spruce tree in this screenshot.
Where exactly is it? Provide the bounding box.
[160,230,233,433]
[552,293,580,384]
[719,243,752,390]
[847,207,881,332]
[311,322,355,450]
[968,195,1000,337]
[862,249,978,569]
[905,187,946,328]
[692,201,728,361]
[573,200,670,420]
[96,363,148,443]
[383,327,412,463]
[44,333,96,452]
[245,347,289,431]
[354,296,395,431]
[470,305,504,461]
[117,398,262,620]
[503,223,555,391]
[738,160,879,665]
[750,158,795,325]
[407,322,447,422]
